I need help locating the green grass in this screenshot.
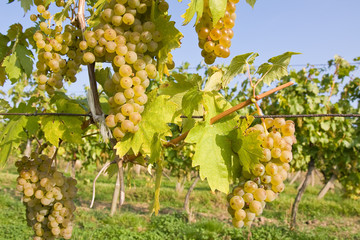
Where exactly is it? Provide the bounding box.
[0,164,359,240]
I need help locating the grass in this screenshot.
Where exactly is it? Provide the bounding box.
[0,163,359,240]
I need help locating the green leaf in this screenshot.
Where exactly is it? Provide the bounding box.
[53,0,74,26]
[41,97,86,146]
[181,0,204,25]
[246,0,257,8]
[230,126,263,172]
[149,134,162,164]
[184,92,238,193]
[0,142,12,167]
[256,52,300,85]
[41,116,83,146]
[15,44,33,77]
[320,121,331,131]
[0,67,6,86]
[152,158,163,215]
[114,92,177,157]
[153,13,183,77]
[222,52,258,88]
[0,116,28,165]
[159,73,202,107]
[19,0,33,12]
[7,24,23,41]
[185,121,235,193]
[106,163,119,179]
[209,0,227,25]
[204,71,223,91]
[0,34,10,61]
[182,88,203,118]
[2,54,22,83]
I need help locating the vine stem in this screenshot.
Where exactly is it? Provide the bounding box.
[164,81,294,147]
[90,160,116,208]
[78,0,103,116]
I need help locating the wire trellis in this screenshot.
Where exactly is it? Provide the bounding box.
[0,112,359,118]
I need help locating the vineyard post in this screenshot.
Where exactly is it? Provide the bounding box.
[317,174,337,199]
[290,157,315,229]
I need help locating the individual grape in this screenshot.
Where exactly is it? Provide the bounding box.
[243,193,254,203]
[272,182,285,193]
[121,120,135,132]
[105,115,117,128]
[125,51,137,64]
[229,196,245,210]
[265,163,278,176]
[253,188,266,202]
[280,150,293,163]
[123,13,135,25]
[271,175,283,186]
[252,163,265,176]
[244,181,258,193]
[120,77,133,89]
[83,52,95,64]
[249,200,262,215]
[273,118,286,128]
[119,64,133,77]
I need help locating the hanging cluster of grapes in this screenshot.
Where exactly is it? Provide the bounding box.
[94,0,168,139]
[32,0,84,95]
[196,0,238,64]
[227,118,296,228]
[15,152,77,240]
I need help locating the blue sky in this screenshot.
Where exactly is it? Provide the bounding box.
[0,0,359,95]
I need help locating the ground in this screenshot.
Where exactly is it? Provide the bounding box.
[0,161,359,240]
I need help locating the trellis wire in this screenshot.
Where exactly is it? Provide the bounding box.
[0,112,359,118]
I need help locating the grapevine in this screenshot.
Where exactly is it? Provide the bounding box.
[1,0,359,238]
[227,118,296,228]
[15,151,77,240]
[196,0,238,64]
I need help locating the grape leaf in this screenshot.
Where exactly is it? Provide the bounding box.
[114,92,177,157]
[150,134,161,164]
[204,70,223,91]
[0,67,6,86]
[152,158,163,215]
[222,52,258,88]
[209,0,227,25]
[181,0,204,25]
[15,44,33,77]
[19,0,33,12]
[0,116,27,165]
[153,13,183,78]
[159,73,202,107]
[184,92,238,193]
[53,0,74,26]
[182,88,203,118]
[185,122,235,193]
[0,34,10,61]
[246,0,257,8]
[41,97,86,146]
[256,52,300,85]
[230,123,263,172]
[7,24,23,41]
[2,54,22,83]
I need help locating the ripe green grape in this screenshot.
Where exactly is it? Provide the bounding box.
[114,92,127,105]
[121,120,135,132]
[119,64,132,77]
[229,196,245,210]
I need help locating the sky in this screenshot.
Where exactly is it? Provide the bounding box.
[0,0,359,96]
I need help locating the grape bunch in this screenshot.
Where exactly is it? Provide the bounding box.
[32,1,84,95]
[87,0,167,139]
[15,152,77,240]
[196,0,238,64]
[227,118,296,228]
